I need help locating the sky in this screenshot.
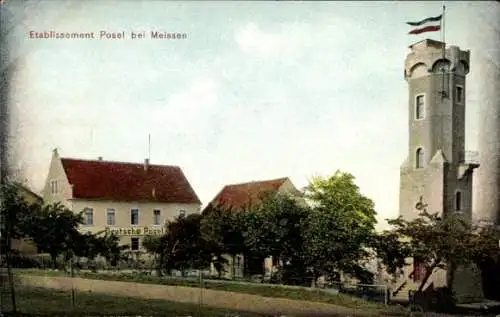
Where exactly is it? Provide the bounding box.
[2,0,499,230]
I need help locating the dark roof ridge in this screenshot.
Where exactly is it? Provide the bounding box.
[224,177,289,187]
[61,157,180,169]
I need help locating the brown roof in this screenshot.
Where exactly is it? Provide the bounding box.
[61,158,201,204]
[17,184,43,204]
[208,177,289,212]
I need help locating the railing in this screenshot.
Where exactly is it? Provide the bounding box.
[392,269,415,297]
[459,150,480,165]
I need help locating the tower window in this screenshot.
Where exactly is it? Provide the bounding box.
[416,148,425,169]
[456,86,464,104]
[415,95,425,120]
[455,191,462,211]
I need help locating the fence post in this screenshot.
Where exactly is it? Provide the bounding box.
[198,270,203,317]
[384,285,388,306]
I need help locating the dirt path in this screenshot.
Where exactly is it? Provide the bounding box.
[18,275,386,316]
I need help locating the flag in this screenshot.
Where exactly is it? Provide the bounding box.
[407,14,442,35]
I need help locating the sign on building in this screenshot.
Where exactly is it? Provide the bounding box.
[104,226,165,236]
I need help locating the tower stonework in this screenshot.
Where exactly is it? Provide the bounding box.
[400,39,478,223]
[398,39,482,301]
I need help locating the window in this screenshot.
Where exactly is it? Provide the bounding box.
[179,210,186,219]
[416,148,425,169]
[83,208,93,226]
[131,237,140,251]
[456,86,464,104]
[455,191,462,211]
[106,208,115,226]
[153,209,161,225]
[50,180,58,195]
[415,95,425,120]
[130,209,139,225]
[433,59,450,73]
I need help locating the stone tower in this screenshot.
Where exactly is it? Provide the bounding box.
[399,39,479,222]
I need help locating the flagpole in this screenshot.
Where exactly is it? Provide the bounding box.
[441,4,446,98]
[441,5,445,44]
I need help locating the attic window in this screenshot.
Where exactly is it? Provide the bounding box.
[50,180,58,195]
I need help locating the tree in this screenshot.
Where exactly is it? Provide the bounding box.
[385,211,480,292]
[370,231,412,276]
[302,171,377,283]
[142,234,168,274]
[238,193,310,283]
[162,214,212,275]
[201,203,244,278]
[93,232,129,267]
[0,181,40,250]
[28,202,83,268]
[0,181,37,314]
[473,224,500,299]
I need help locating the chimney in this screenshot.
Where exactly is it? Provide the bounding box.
[144,158,150,171]
[98,156,103,161]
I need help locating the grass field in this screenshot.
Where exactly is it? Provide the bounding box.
[17,269,405,315]
[1,284,266,316]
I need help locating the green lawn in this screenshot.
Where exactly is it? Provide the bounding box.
[17,269,407,316]
[1,284,265,316]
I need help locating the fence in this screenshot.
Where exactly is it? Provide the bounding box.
[4,254,394,314]
[320,281,389,305]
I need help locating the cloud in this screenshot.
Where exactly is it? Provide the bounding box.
[234,22,310,58]
[148,77,220,136]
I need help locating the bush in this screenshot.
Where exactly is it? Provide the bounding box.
[5,254,42,268]
[433,287,456,313]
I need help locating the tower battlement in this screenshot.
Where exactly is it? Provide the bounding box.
[405,39,470,80]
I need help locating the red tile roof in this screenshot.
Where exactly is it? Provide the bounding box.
[208,177,289,212]
[61,158,201,204]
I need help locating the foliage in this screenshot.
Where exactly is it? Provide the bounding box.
[93,232,129,267]
[203,203,246,256]
[142,235,163,255]
[0,182,40,249]
[27,202,84,267]
[239,193,310,283]
[302,171,377,282]
[370,231,412,275]
[201,203,244,276]
[163,213,213,274]
[383,211,500,291]
[142,234,168,274]
[1,181,127,269]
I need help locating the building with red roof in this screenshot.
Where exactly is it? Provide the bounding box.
[204,177,301,214]
[204,177,302,279]
[42,149,201,251]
